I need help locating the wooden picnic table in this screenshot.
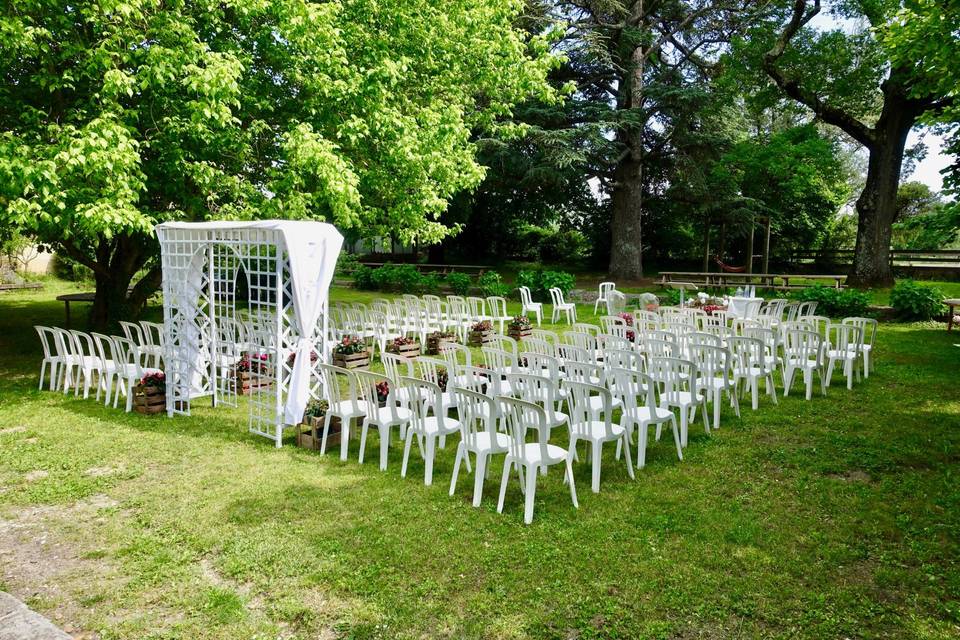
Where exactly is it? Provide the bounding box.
[657,271,847,290]
[946,298,960,332]
[56,292,95,329]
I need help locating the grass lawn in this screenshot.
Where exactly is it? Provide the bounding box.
[1,280,959,639]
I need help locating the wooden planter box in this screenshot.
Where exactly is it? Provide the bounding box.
[333,349,370,369]
[236,370,272,395]
[133,385,165,415]
[469,330,495,346]
[507,327,532,341]
[296,415,342,451]
[387,342,421,359]
[426,335,458,355]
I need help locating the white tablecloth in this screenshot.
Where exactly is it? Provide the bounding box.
[727,296,763,319]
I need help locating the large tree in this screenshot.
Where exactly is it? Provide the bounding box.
[759,0,957,286]
[0,0,561,327]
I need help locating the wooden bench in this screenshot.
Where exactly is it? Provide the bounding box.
[656,271,847,291]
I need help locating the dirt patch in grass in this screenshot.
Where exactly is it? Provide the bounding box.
[825,469,873,483]
[0,494,122,638]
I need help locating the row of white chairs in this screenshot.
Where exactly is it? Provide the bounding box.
[34,323,163,411]
[314,314,877,523]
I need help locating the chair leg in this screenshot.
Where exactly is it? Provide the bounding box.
[340,417,351,461]
[636,423,648,469]
[358,420,369,464]
[523,463,537,524]
[472,452,488,508]
[783,366,794,396]
[679,407,688,447]
[39,361,46,391]
[497,458,512,514]
[449,443,464,497]
[565,455,579,509]
[379,425,390,471]
[670,416,683,461]
[621,434,634,480]
[423,436,436,486]
[713,389,721,429]
[320,413,332,455]
[401,429,414,478]
[751,376,759,410]
[803,368,813,400]
[591,441,602,493]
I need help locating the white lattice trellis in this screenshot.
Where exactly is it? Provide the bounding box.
[155,221,343,447]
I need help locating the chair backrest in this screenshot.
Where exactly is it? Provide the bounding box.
[518,286,533,306]
[381,352,415,383]
[842,317,878,348]
[743,327,778,364]
[140,321,164,349]
[448,297,470,323]
[488,334,518,357]
[521,337,555,357]
[530,329,559,348]
[727,336,767,374]
[688,343,731,384]
[572,323,600,336]
[354,369,399,418]
[69,330,96,359]
[317,363,360,412]
[564,360,604,385]
[608,366,657,422]
[506,372,562,422]
[563,380,615,439]
[827,323,862,354]
[549,287,565,306]
[562,331,597,352]
[662,320,693,336]
[487,296,509,319]
[760,299,787,319]
[599,315,626,332]
[635,310,661,330]
[783,328,823,363]
[598,333,631,352]
[743,299,763,319]
[701,311,729,330]
[90,332,117,365]
[648,356,699,404]
[400,376,442,429]
[642,338,677,360]
[439,341,472,370]
[605,291,627,316]
[481,347,517,374]
[557,343,592,365]
[466,296,488,322]
[796,301,818,318]
[415,356,449,392]
[497,395,549,462]
[456,364,491,394]
[597,281,615,300]
[34,326,57,359]
[119,321,145,346]
[520,351,562,383]
[52,327,77,360]
[688,331,722,349]
[111,335,143,376]
[602,347,643,373]
[454,387,499,451]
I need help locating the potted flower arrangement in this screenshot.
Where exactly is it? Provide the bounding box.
[376,380,390,406]
[386,335,420,358]
[133,371,166,414]
[469,320,495,346]
[436,366,449,392]
[702,304,726,315]
[618,312,636,342]
[426,330,458,355]
[332,335,369,369]
[297,399,338,450]
[507,315,533,341]
[234,353,270,395]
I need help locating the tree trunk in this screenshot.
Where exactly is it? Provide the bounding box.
[849,101,914,287]
[84,234,158,330]
[609,153,645,280]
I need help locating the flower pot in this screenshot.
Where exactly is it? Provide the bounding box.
[507,327,532,341]
[235,370,272,395]
[133,384,165,415]
[333,349,370,369]
[426,335,457,355]
[387,341,421,359]
[297,415,342,450]
[468,329,495,346]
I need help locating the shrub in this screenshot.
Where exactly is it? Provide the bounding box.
[353,265,376,290]
[890,279,944,320]
[446,272,472,296]
[516,269,539,297]
[419,272,442,294]
[478,270,509,298]
[515,269,576,301]
[539,229,589,263]
[792,285,869,317]
[658,288,681,306]
[334,252,362,279]
[372,263,422,292]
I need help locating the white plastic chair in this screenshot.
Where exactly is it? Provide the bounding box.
[400,377,461,486]
[563,380,634,493]
[317,364,366,460]
[550,287,577,324]
[355,369,411,471]
[139,321,165,368]
[608,367,681,468]
[111,336,161,412]
[416,355,456,412]
[449,387,510,507]
[824,323,862,390]
[52,327,81,393]
[486,296,512,333]
[843,317,878,378]
[68,330,101,399]
[495,396,578,525]
[34,326,65,391]
[594,281,616,314]
[782,328,826,400]
[649,356,708,447]
[91,332,119,404]
[689,343,740,429]
[728,336,778,410]
[519,286,542,326]
[506,372,568,439]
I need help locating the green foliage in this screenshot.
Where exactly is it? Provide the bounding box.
[539,229,589,263]
[445,272,472,296]
[516,268,575,301]
[890,280,944,321]
[334,253,362,279]
[418,273,442,295]
[51,253,93,283]
[658,288,682,306]
[371,263,422,292]
[893,202,960,250]
[792,285,869,318]
[477,271,509,298]
[353,265,377,290]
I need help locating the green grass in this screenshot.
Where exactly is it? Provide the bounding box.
[1,282,959,639]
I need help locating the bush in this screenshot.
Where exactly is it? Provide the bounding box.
[890,280,944,320]
[477,270,509,298]
[352,265,376,290]
[334,252,362,279]
[419,272,442,294]
[446,272,472,296]
[792,285,869,318]
[51,253,93,282]
[539,229,589,263]
[371,263,422,292]
[515,269,576,301]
